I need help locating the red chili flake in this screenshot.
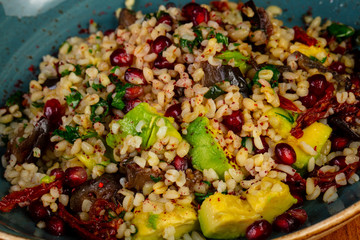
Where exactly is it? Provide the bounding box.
[14,79,23,88]
[293,26,317,46]
[98,182,104,188]
[28,65,35,73]
[314,146,317,151]
[89,19,94,24]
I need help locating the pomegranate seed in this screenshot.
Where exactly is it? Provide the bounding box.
[329,61,346,74]
[124,67,146,85]
[273,213,298,233]
[299,93,317,109]
[165,103,182,123]
[331,136,349,151]
[253,136,269,154]
[222,110,244,133]
[46,216,66,236]
[152,36,172,54]
[154,55,174,69]
[44,99,64,127]
[284,173,306,193]
[172,156,188,171]
[191,6,209,26]
[291,193,304,208]
[245,220,272,240]
[104,29,115,36]
[182,2,200,18]
[287,208,308,225]
[308,74,327,98]
[329,156,347,169]
[125,86,144,100]
[275,143,296,165]
[110,48,133,67]
[157,14,173,26]
[124,99,142,113]
[64,167,87,188]
[50,168,65,180]
[28,200,51,222]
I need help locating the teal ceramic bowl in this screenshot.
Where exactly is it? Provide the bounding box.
[0,0,360,239]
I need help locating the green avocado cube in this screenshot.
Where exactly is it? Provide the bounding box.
[245,177,297,222]
[198,192,260,239]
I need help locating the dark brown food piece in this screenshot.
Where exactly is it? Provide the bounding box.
[201,62,251,98]
[118,9,137,29]
[5,117,51,164]
[69,174,122,212]
[242,0,273,37]
[124,162,163,191]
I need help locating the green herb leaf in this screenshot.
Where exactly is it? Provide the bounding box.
[215,33,229,46]
[6,91,24,107]
[180,38,194,53]
[53,125,80,143]
[194,192,214,204]
[92,83,105,91]
[119,211,126,219]
[204,85,226,99]
[252,65,280,88]
[90,98,109,123]
[81,130,98,140]
[74,65,82,76]
[327,23,355,42]
[111,92,126,110]
[216,50,249,74]
[40,175,56,184]
[110,66,120,73]
[207,29,215,39]
[241,137,248,148]
[65,88,83,108]
[67,45,73,53]
[31,102,44,108]
[150,175,162,183]
[61,69,71,77]
[309,56,327,64]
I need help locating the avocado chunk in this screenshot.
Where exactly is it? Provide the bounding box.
[184,117,231,179]
[106,103,182,149]
[246,177,297,223]
[199,192,260,239]
[287,122,332,170]
[132,202,198,240]
[265,107,297,138]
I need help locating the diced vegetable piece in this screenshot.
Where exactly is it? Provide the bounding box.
[246,177,297,223]
[265,107,297,138]
[327,23,355,41]
[198,192,260,239]
[132,202,198,240]
[184,117,231,179]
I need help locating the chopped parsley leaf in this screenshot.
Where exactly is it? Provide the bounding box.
[215,33,229,46]
[150,175,162,183]
[61,69,71,77]
[31,102,44,108]
[53,125,80,143]
[92,83,105,91]
[252,65,280,88]
[90,98,109,123]
[204,85,226,99]
[65,88,83,108]
[6,91,24,107]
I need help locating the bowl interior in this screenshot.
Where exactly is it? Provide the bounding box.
[1,0,360,239]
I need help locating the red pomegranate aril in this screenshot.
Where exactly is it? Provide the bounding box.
[245,220,272,240]
[329,61,346,74]
[154,55,174,69]
[273,213,298,233]
[331,136,349,151]
[165,103,182,122]
[44,99,64,127]
[299,93,317,109]
[125,86,144,100]
[110,48,133,67]
[173,156,188,171]
[124,99,142,113]
[191,7,209,26]
[50,168,65,180]
[287,208,308,225]
[46,216,66,236]
[254,136,269,154]
[64,167,87,188]
[222,110,244,133]
[182,2,200,18]
[308,74,327,98]
[275,143,296,165]
[28,200,51,222]
[329,156,347,169]
[124,67,146,85]
[152,36,172,54]
[157,14,173,26]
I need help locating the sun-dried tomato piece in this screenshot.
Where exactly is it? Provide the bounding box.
[0,180,62,212]
[279,95,301,113]
[293,26,318,46]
